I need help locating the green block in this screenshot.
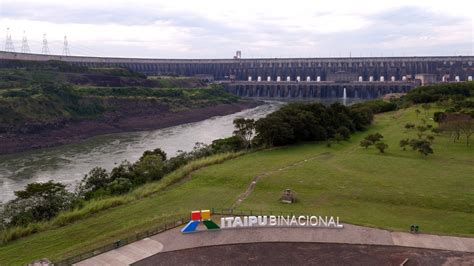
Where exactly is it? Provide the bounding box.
[203,220,220,230]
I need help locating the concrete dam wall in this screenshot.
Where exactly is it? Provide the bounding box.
[1,51,473,98]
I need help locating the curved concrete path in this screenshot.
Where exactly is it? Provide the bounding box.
[76,238,163,266]
[76,223,474,265]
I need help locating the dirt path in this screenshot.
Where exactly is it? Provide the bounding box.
[230,152,332,209]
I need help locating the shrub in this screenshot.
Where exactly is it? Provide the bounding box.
[375,142,388,153]
[107,178,133,195]
[360,139,372,149]
[365,133,383,143]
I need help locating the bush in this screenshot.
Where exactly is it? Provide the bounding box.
[375,142,388,153]
[336,126,351,140]
[351,99,397,114]
[365,133,383,143]
[107,178,133,195]
[405,82,473,103]
[211,136,245,152]
[360,139,372,149]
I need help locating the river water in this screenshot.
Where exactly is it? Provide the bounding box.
[0,99,361,203]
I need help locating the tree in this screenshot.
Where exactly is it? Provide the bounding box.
[333,133,344,143]
[433,112,446,125]
[141,148,167,161]
[77,167,111,199]
[409,139,434,157]
[2,181,75,226]
[211,136,245,152]
[255,116,294,146]
[375,142,388,153]
[233,118,256,149]
[417,141,434,157]
[439,113,472,144]
[360,139,372,149]
[133,154,165,182]
[426,135,435,143]
[365,133,383,143]
[336,126,351,140]
[107,178,133,195]
[417,125,428,139]
[405,123,415,130]
[399,139,410,150]
[458,118,474,146]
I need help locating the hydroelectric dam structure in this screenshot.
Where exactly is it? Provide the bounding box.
[1,51,473,99]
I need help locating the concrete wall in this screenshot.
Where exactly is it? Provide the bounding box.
[223,81,416,99]
[1,51,473,82]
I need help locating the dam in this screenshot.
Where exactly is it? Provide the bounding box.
[1,51,473,98]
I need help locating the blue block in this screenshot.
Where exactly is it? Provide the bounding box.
[181,220,200,233]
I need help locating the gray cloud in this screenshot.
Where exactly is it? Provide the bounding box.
[1,3,471,58]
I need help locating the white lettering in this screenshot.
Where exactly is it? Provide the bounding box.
[233,217,243,227]
[213,214,344,230]
[328,216,336,227]
[269,216,277,226]
[248,216,258,227]
[221,217,225,228]
[336,217,343,228]
[319,216,328,227]
[298,216,306,226]
[224,217,234,228]
[290,216,298,226]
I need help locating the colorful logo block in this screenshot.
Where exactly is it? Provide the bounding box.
[181,210,220,233]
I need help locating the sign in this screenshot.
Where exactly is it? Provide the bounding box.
[181,210,343,234]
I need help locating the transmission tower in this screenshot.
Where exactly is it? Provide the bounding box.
[41,34,50,55]
[21,31,30,53]
[4,28,15,52]
[62,35,70,56]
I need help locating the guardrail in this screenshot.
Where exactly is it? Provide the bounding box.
[51,208,304,265]
[53,215,188,266]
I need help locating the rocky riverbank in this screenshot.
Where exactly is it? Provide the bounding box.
[0,100,260,155]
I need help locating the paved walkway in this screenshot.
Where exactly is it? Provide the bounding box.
[76,223,474,265]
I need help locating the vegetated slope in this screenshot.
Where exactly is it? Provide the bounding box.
[0,61,248,153]
[0,106,472,265]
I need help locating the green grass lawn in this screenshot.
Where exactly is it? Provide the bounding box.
[238,108,473,235]
[0,106,473,265]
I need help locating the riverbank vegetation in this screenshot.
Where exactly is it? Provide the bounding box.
[0,60,239,135]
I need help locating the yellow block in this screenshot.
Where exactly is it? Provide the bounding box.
[201,210,211,220]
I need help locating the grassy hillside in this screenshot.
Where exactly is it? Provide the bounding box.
[0,105,472,264]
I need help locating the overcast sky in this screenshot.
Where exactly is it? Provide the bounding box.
[0,0,473,58]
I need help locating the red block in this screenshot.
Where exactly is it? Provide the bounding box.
[191,211,201,221]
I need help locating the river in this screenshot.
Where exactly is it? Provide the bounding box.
[0,102,282,202]
[0,99,361,203]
